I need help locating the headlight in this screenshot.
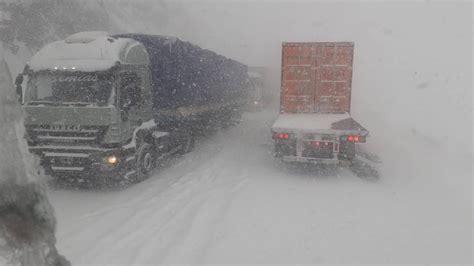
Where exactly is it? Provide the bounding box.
[104,155,118,164]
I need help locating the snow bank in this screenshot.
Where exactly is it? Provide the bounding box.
[0,53,35,185]
[0,54,69,265]
[1,41,33,82]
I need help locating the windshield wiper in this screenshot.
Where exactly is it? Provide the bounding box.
[62,102,91,107]
[26,101,96,107]
[26,101,58,106]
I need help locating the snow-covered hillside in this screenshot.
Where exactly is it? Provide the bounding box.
[0,54,69,265]
[0,1,113,79]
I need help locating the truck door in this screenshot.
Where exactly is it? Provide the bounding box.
[119,72,142,143]
[314,43,353,113]
[281,45,314,113]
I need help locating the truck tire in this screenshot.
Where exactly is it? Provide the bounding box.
[274,143,283,158]
[340,142,355,162]
[180,132,195,154]
[136,143,155,181]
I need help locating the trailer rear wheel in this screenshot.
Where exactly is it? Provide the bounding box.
[339,142,355,162]
[136,143,155,181]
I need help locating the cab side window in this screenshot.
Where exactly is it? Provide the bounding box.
[120,73,142,110]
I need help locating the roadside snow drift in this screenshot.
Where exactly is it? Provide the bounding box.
[0,57,69,265]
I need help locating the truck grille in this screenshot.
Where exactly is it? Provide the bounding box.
[25,125,110,174]
[26,125,106,146]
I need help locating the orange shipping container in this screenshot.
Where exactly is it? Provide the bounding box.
[280,42,354,114]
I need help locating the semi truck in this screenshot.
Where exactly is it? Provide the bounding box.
[15,31,248,185]
[271,42,368,165]
[247,66,266,111]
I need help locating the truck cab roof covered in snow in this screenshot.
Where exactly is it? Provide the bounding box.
[28,31,149,72]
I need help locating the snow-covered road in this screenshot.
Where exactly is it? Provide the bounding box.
[49,109,471,265]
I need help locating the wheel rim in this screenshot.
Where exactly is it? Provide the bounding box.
[143,153,152,173]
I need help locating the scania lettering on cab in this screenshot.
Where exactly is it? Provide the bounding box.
[15,31,248,184]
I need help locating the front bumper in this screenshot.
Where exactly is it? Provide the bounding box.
[281,156,352,166]
[282,155,339,164]
[29,145,136,180]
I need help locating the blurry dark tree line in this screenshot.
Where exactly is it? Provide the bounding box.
[0,0,113,53]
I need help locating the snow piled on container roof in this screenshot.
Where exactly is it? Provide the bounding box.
[28,32,141,72]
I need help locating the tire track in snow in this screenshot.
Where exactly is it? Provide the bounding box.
[77,159,226,262]
[53,133,228,263]
[158,170,250,264]
[53,110,326,264]
[66,126,252,264]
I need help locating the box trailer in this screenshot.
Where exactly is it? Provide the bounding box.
[271,42,368,164]
[247,66,266,111]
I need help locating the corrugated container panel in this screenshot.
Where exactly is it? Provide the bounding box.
[281,42,354,114]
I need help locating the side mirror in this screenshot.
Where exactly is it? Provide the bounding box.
[120,72,142,107]
[15,74,23,102]
[15,75,23,86]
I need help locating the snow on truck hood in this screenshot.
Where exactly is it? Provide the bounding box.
[272,113,352,132]
[28,32,147,72]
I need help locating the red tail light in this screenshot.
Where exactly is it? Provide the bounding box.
[273,132,290,140]
[341,135,366,143]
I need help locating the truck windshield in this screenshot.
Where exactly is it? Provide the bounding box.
[24,73,115,107]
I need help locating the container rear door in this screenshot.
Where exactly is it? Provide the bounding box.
[281,42,354,113]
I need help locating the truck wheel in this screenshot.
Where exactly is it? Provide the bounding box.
[340,142,355,162]
[136,143,155,181]
[274,143,283,158]
[180,132,195,154]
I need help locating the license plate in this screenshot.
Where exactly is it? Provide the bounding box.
[308,141,333,148]
[59,157,74,165]
[303,134,334,141]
